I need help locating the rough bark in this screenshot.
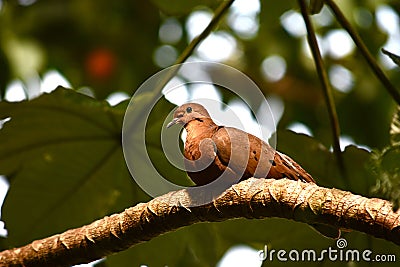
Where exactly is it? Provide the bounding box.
[0,178,399,266]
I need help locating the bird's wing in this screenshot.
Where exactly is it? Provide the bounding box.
[212,127,275,179]
[212,126,315,183]
[268,151,316,183]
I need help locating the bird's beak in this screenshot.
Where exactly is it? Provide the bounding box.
[167,118,179,128]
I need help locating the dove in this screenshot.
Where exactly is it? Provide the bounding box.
[167,103,314,185]
[167,103,340,238]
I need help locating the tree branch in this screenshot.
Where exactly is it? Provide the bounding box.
[149,0,234,100]
[0,178,399,266]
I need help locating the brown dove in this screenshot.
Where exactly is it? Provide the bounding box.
[167,103,315,185]
[167,103,340,239]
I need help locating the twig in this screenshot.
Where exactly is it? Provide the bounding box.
[298,0,345,177]
[151,0,235,97]
[325,0,400,105]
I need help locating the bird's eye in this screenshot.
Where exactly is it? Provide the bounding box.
[186,107,192,113]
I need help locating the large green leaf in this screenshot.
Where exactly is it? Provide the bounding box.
[122,90,191,201]
[105,223,222,267]
[0,85,191,250]
[145,97,192,186]
[0,87,148,246]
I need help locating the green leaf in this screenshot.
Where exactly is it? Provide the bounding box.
[0,87,147,246]
[342,145,375,196]
[371,107,400,210]
[150,0,221,15]
[371,146,400,211]
[122,91,191,200]
[145,98,191,186]
[382,48,400,67]
[105,223,221,267]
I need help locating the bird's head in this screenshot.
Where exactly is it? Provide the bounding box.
[167,103,211,128]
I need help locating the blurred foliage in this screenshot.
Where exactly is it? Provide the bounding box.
[0,0,400,266]
[1,0,161,99]
[150,0,221,15]
[310,0,324,14]
[371,106,400,211]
